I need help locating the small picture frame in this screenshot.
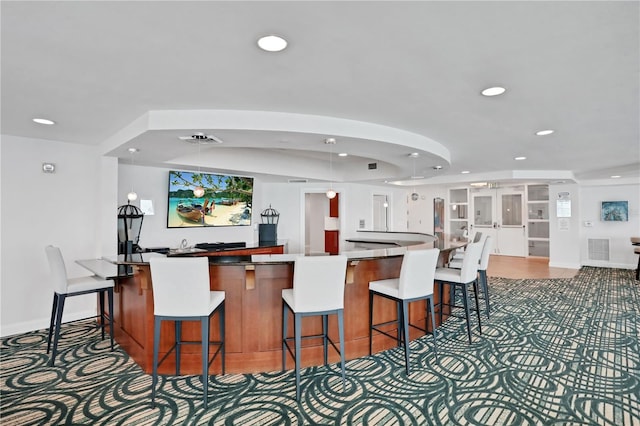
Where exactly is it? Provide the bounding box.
[601,201,628,221]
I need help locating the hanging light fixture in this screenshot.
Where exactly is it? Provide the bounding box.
[193,140,205,198]
[325,138,337,199]
[410,153,419,201]
[127,148,138,201]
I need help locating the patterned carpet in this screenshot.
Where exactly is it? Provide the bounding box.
[1,267,639,425]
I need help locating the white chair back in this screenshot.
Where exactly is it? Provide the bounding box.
[479,236,493,271]
[398,249,439,299]
[45,245,69,294]
[473,232,483,243]
[150,257,212,317]
[459,241,483,283]
[292,255,347,312]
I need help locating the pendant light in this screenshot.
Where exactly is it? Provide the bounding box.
[127,148,138,201]
[193,140,205,198]
[410,153,419,201]
[325,138,337,199]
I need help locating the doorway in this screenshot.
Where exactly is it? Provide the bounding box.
[472,186,526,256]
[304,193,329,254]
[372,194,389,231]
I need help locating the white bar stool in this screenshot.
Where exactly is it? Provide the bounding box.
[282,255,348,401]
[435,241,484,344]
[368,248,440,375]
[149,256,225,408]
[45,245,114,367]
[448,236,493,318]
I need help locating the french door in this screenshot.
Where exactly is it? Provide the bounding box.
[472,186,526,256]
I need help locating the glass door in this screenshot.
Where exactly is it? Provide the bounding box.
[498,190,526,256]
[472,186,526,256]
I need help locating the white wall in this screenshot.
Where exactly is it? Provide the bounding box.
[407,185,448,234]
[259,182,408,254]
[1,135,114,337]
[548,183,581,269]
[406,180,640,270]
[579,182,640,268]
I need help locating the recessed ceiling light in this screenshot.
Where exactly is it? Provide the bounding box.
[127,148,139,153]
[470,182,488,187]
[481,86,506,97]
[514,156,527,161]
[338,152,348,157]
[611,175,621,178]
[257,35,287,52]
[461,170,470,174]
[408,153,419,158]
[433,165,443,170]
[536,129,554,136]
[33,117,55,125]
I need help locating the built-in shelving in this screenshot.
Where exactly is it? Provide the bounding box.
[527,184,550,257]
[449,188,469,239]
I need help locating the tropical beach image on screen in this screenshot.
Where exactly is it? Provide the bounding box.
[167,170,253,227]
[600,200,628,222]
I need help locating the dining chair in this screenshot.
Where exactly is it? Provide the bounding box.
[45,245,115,367]
[282,255,348,401]
[368,248,440,375]
[149,256,225,407]
[434,241,484,344]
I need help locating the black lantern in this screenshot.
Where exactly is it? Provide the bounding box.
[117,201,144,255]
[259,205,279,245]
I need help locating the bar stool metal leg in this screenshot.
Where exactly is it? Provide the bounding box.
[49,294,66,366]
[294,313,302,401]
[201,316,209,407]
[337,310,346,391]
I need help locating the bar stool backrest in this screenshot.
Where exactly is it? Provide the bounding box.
[459,242,484,283]
[398,249,439,299]
[479,236,493,271]
[150,257,211,317]
[292,255,347,312]
[45,245,70,294]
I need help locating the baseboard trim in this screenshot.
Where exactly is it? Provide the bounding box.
[548,261,581,269]
[0,309,96,338]
[579,261,636,270]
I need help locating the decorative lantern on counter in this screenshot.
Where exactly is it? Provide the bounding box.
[117,201,144,255]
[259,205,279,245]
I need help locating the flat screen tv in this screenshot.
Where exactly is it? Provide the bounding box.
[167,170,253,228]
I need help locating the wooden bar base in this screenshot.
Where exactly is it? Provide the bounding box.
[109,256,450,376]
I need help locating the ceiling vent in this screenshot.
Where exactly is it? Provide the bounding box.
[368,162,377,170]
[288,179,308,183]
[179,132,223,144]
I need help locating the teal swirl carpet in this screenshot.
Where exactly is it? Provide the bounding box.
[1,267,639,425]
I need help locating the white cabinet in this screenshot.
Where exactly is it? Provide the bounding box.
[449,188,469,238]
[527,184,550,256]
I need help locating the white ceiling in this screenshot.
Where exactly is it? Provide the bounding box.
[2,1,638,185]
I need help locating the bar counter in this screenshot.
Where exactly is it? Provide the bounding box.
[97,233,465,375]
